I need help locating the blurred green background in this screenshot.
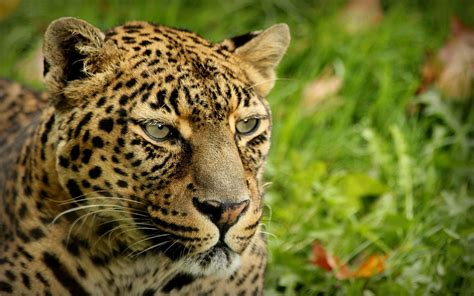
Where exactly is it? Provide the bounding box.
[1,0,473,294]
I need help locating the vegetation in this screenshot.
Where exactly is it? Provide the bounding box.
[1,0,472,294]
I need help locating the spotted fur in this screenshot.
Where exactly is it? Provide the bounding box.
[0,17,289,295]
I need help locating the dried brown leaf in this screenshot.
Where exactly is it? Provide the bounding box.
[310,242,333,271]
[310,242,387,280]
[302,68,342,111]
[419,17,474,101]
[351,255,387,278]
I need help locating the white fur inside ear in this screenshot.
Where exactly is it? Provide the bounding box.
[43,17,105,72]
[235,24,290,96]
[42,17,121,109]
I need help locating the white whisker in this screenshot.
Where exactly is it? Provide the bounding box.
[59,196,145,206]
[259,230,277,239]
[109,226,158,244]
[46,189,115,203]
[52,204,124,224]
[51,204,150,226]
[128,240,171,258]
[245,77,297,90]
[93,223,124,249]
[65,207,137,243]
[126,233,171,252]
[162,239,182,257]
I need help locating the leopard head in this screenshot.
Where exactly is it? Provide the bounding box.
[43,17,289,276]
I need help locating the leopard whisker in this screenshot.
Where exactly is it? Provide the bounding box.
[59,196,145,206]
[104,225,158,250]
[98,216,144,226]
[51,204,120,225]
[51,204,148,225]
[108,226,159,245]
[65,208,114,244]
[102,219,158,244]
[259,230,277,239]
[263,182,273,189]
[65,207,138,244]
[46,189,117,203]
[93,223,125,250]
[161,240,180,258]
[99,214,155,229]
[178,241,190,260]
[128,240,172,258]
[94,218,156,246]
[264,203,273,221]
[126,233,171,253]
[97,217,155,233]
[245,77,297,90]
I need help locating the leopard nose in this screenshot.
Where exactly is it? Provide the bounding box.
[193,198,250,233]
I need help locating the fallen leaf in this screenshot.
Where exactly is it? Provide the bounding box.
[302,67,342,111]
[310,242,332,271]
[416,50,442,95]
[310,241,387,279]
[333,257,352,280]
[437,18,474,100]
[352,254,387,278]
[418,17,474,101]
[337,0,384,34]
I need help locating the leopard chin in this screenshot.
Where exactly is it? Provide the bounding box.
[179,244,241,278]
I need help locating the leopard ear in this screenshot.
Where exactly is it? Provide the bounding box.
[43,17,106,108]
[223,24,290,96]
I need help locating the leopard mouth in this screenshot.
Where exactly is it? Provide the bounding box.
[184,241,241,277]
[131,211,245,276]
[197,241,233,267]
[134,223,241,276]
[158,243,241,293]
[152,234,239,273]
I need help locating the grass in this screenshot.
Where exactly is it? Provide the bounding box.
[1,0,473,294]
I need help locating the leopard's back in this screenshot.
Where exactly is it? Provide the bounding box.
[0,79,46,150]
[0,79,47,272]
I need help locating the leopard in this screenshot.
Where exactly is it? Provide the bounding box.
[0,17,289,295]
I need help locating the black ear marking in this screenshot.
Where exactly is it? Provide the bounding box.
[224,24,291,97]
[230,32,259,48]
[43,17,108,109]
[43,60,50,76]
[43,17,105,83]
[61,36,88,81]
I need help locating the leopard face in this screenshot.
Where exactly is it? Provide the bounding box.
[43,18,289,277]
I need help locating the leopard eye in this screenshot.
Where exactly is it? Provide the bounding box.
[143,123,172,141]
[236,118,260,135]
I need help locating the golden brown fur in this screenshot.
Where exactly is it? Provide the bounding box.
[0,17,289,295]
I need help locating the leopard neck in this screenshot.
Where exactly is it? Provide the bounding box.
[14,106,68,224]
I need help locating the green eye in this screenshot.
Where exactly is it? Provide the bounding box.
[143,123,172,141]
[236,118,260,135]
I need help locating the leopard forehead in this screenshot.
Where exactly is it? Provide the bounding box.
[106,21,234,67]
[82,21,264,124]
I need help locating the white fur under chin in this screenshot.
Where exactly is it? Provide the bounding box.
[92,249,242,294]
[178,249,241,278]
